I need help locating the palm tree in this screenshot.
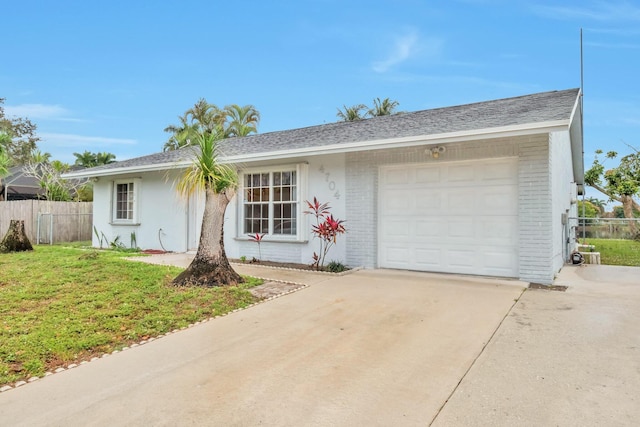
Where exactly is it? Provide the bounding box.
[73,151,97,167]
[163,113,197,151]
[336,104,367,122]
[187,99,226,135]
[172,130,243,287]
[367,97,400,117]
[163,100,228,151]
[73,151,116,167]
[95,152,116,165]
[225,104,260,137]
[30,150,52,163]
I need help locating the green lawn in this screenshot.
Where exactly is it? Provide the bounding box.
[0,245,261,387]
[584,238,640,266]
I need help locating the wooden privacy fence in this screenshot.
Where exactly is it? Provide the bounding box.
[0,200,93,244]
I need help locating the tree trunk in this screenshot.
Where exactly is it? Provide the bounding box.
[622,195,638,236]
[0,220,34,253]
[172,187,243,287]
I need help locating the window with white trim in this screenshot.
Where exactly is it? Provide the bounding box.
[112,179,139,224]
[242,169,299,237]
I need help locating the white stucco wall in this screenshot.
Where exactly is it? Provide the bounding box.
[224,153,347,266]
[92,170,189,252]
[93,155,348,267]
[549,130,578,272]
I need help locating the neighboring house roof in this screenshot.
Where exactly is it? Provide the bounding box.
[1,166,45,200]
[64,88,582,180]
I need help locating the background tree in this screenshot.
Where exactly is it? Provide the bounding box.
[163,100,261,151]
[585,148,640,233]
[336,98,400,122]
[585,149,640,216]
[577,200,598,224]
[585,197,606,216]
[163,113,198,151]
[0,150,10,201]
[225,104,260,137]
[172,131,243,287]
[0,98,40,164]
[31,150,52,163]
[612,205,640,218]
[367,97,400,117]
[336,104,367,122]
[73,151,117,168]
[24,159,91,201]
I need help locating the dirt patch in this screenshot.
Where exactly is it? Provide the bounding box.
[528,283,568,292]
[249,281,306,299]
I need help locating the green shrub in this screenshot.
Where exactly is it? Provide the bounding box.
[326,260,347,273]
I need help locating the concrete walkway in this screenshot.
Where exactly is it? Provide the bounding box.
[0,264,525,426]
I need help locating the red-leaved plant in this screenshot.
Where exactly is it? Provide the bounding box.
[249,233,265,261]
[304,197,346,270]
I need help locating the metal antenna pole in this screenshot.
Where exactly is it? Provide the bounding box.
[581,28,586,242]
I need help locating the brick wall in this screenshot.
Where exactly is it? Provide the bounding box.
[345,135,560,284]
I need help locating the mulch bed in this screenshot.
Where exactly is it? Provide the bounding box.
[231,259,327,272]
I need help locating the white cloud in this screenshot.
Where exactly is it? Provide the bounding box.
[532,1,640,22]
[3,104,83,122]
[40,133,137,148]
[585,41,640,49]
[372,30,440,73]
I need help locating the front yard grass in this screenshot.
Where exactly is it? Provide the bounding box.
[0,245,261,387]
[586,238,640,266]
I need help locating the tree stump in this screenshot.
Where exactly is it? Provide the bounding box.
[0,220,34,253]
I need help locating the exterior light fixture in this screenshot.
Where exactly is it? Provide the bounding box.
[428,146,446,159]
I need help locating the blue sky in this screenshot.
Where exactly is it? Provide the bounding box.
[2,0,639,186]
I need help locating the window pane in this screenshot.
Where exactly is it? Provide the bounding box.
[242,170,298,236]
[115,182,134,220]
[282,187,291,201]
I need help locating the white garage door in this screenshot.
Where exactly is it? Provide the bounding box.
[379,158,519,277]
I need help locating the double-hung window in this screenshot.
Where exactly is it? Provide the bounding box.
[112,179,140,224]
[242,166,304,239]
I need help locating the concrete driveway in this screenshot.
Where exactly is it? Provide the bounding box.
[0,268,525,426]
[432,264,640,426]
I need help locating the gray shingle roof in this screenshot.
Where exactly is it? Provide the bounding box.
[69,88,580,176]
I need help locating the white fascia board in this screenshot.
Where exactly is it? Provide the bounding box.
[61,160,192,179]
[62,120,570,177]
[220,120,570,164]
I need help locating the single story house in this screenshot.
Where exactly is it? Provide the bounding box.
[64,88,584,284]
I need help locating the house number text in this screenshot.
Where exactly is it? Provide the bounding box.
[318,165,341,200]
